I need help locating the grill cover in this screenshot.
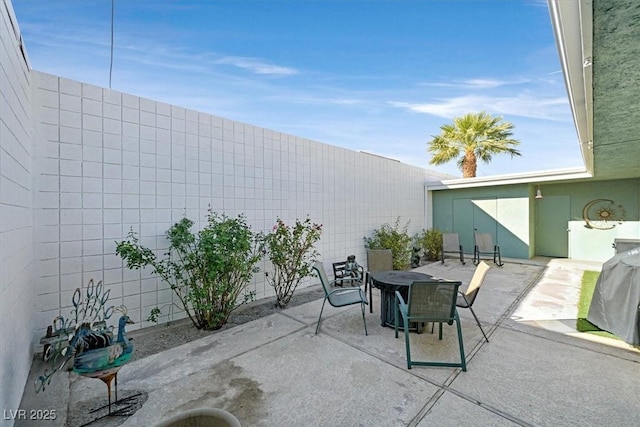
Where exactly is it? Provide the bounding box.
[587,247,640,345]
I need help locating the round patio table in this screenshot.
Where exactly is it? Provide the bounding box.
[370,270,433,330]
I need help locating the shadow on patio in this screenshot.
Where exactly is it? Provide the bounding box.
[19,259,640,426]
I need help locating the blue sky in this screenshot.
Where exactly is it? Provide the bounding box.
[12,0,583,177]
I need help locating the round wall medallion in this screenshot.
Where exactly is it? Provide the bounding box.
[582,199,625,230]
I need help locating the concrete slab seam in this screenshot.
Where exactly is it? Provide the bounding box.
[499,266,548,327]
[277,309,315,327]
[407,387,446,427]
[405,266,547,426]
[442,386,536,427]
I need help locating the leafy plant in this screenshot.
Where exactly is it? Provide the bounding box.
[364,217,412,270]
[116,210,262,330]
[414,228,443,261]
[147,306,162,323]
[262,217,322,308]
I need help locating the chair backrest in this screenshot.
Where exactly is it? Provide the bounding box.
[406,280,461,322]
[366,249,393,272]
[464,261,491,305]
[312,262,332,296]
[474,232,495,252]
[442,233,461,252]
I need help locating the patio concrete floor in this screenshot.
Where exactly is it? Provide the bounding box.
[18,258,640,426]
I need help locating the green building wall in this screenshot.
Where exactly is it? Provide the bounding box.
[431,178,639,262]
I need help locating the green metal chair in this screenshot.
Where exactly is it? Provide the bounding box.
[365,249,393,313]
[394,280,466,371]
[313,262,368,335]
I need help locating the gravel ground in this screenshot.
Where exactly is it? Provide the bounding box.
[127,285,325,361]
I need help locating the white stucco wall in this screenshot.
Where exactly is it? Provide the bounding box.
[569,221,640,261]
[0,0,34,423]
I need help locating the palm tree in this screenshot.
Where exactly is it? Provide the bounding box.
[427,112,522,178]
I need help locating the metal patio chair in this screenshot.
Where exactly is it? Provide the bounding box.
[457,261,491,342]
[395,280,466,371]
[441,233,465,265]
[313,262,368,335]
[365,249,394,313]
[473,232,503,266]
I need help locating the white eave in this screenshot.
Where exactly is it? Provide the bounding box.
[547,0,593,174]
[425,167,592,190]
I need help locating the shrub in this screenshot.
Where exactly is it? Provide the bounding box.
[115,210,262,330]
[414,228,443,261]
[262,217,322,308]
[364,217,412,270]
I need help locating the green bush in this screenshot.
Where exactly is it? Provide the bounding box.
[116,210,262,330]
[364,217,412,270]
[262,217,322,308]
[414,228,443,261]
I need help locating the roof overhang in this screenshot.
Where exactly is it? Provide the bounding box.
[547,0,593,175]
[425,167,592,191]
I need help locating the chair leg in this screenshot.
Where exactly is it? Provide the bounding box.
[459,248,465,265]
[360,301,368,335]
[495,246,503,266]
[468,306,489,342]
[403,316,412,369]
[368,275,373,314]
[473,246,479,265]
[455,312,467,372]
[315,298,328,334]
[395,307,412,369]
[395,304,400,338]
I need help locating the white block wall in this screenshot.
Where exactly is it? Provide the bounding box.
[1,0,34,422]
[30,70,437,340]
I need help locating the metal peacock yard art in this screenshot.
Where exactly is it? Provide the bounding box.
[37,279,139,418]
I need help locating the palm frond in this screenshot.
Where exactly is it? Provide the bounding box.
[426,111,522,176]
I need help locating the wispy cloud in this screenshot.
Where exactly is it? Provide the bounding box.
[421,77,530,89]
[215,56,299,76]
[389,94,570,121]
[279,95,366,106]
[12,0,584,177]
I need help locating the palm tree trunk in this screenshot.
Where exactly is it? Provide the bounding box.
[462,152,477,178]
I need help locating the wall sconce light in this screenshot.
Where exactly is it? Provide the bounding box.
[535,186,543,199]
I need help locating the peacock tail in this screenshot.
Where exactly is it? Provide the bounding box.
[36,279,134,393]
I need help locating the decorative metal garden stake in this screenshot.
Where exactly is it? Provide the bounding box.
[37,279,137,421]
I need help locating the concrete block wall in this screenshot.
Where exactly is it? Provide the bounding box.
[0,0,34,422]
[30,70,436,341]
